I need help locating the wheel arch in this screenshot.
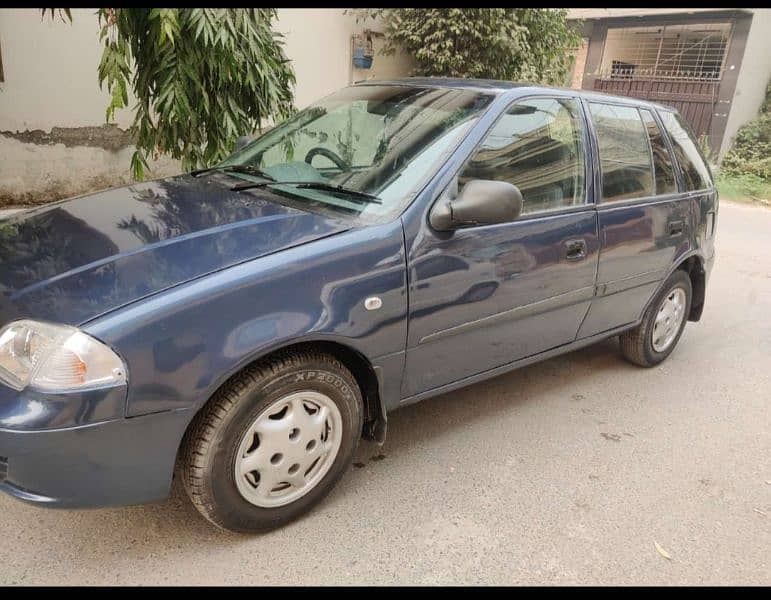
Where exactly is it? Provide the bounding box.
[675,254,706,322]
[178,337,387,466]
[636,252,706,325]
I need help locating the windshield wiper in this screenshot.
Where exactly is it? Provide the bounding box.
[191,164,276,181]
[231,180,382,205]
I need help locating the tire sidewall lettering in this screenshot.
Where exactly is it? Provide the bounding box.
[274,369,355,401]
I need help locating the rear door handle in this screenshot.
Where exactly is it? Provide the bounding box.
[668,220,684,236]
[565,239,587,261]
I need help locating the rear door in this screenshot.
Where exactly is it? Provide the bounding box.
[402,95,600,398]
[578,101,693,337]
[657,109,718,287]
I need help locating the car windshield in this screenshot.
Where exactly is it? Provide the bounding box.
[217,85,495,220]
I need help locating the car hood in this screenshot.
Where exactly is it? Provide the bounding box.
[0,174,351,326]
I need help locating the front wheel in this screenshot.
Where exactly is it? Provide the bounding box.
[619,270,692,367]
[180,350,363,533]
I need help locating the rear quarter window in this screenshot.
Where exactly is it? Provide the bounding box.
[588,102,654,202]
[658,110,713,191]
[639,109,678,195]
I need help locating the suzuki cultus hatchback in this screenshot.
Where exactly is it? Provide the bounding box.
[0,79,717,532]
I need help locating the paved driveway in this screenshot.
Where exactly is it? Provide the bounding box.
[0,200,769,585]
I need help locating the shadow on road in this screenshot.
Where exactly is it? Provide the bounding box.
[383,337,625,453]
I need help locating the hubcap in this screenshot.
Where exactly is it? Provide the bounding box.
[234,391,343,508]
[652,287,687,352]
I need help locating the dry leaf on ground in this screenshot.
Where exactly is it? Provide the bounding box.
[654,541,672,560]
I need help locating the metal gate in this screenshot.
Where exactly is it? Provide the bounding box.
[591,22,733,143]
[593,77,719,140]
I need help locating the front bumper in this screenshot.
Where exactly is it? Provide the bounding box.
[0,384,192,508]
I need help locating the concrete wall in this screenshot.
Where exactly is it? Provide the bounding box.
[0,10,132,131]
[0,9,167,206]
[720,9,771,157]
[0,8,412,206]
[569,38,589,90]
[278,9,412,109]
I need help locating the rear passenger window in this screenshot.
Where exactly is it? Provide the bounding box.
[640,109,677,195]
[589,103,654,202]
[459,97,586,215]
[659,110,712,191]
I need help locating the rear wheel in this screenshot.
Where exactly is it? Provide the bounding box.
[181,350,363,533]
[619,269,692,367]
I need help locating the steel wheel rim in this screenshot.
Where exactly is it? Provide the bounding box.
[234,390,343,508]
[652,287,687,352]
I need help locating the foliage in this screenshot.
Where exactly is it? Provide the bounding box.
[356,9,581,85]
[715,171,771,204]
[721,81,771,180]
[46,9,295,179]
[696,134,717,165]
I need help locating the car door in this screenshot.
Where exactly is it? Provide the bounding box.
[402,95,600,399]
[577,102,705,337]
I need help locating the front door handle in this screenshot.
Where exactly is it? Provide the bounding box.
[668,220,684,236]
[565,239,587,261]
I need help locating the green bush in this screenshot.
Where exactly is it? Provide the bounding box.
[715,170,771,204]
[721,82,771,180]
[357,9,581,85]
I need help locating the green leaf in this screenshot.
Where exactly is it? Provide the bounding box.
[130,150,149,181]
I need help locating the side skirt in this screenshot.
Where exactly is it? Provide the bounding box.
[395,322,639,410]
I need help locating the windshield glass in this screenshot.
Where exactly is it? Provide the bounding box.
[219,85,495,220]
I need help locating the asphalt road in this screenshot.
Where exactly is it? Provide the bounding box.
[0,200,769,585]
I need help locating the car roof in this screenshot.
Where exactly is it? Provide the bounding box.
[355,77,531,92]
[353,77,675,113]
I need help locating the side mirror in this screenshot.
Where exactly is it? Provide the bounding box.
[430,179,523,231]
[234,135,257,152]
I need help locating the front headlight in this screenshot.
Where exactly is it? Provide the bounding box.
[0,320,127,392]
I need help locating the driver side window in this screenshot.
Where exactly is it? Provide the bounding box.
[458,97,586,215]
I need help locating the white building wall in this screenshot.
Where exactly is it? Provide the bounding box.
[720,9,771,156]
[0,9,128,131]
[278,9,411,110]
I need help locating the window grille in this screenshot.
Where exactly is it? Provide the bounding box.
[599,23,732,81]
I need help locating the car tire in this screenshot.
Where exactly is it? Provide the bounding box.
[619,269,692,368]
[180,350,363,533]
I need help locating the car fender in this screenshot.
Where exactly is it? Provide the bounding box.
[84,220,408,419]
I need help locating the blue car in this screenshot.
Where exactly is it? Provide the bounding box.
[0,79,717,532]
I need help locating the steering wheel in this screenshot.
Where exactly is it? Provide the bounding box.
[304,147,350,171]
